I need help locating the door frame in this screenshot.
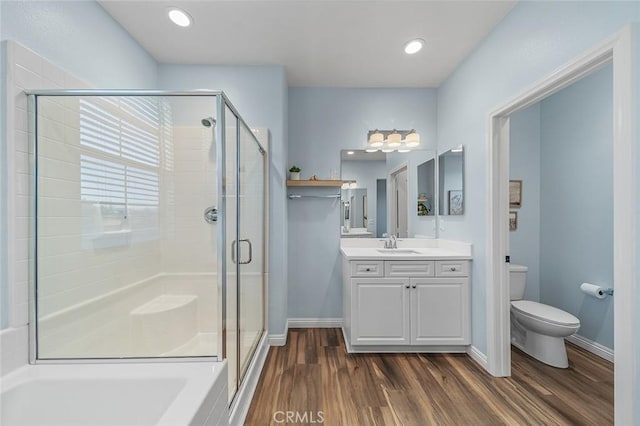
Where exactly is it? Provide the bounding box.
[388,163,408,237]
[485,26,636,423]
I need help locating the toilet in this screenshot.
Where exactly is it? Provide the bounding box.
[510,264,580,368]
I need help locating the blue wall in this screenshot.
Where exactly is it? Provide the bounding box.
[287,87,437,319]
[158,64,290,335]
[539,65,614,349]
[437,0,640,355]
[509,104,541,302]
[0,0,158,329]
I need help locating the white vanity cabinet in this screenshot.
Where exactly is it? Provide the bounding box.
[343,257,470,352]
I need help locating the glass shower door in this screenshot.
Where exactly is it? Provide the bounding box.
[223,103,265,404]
[238,123,265,379]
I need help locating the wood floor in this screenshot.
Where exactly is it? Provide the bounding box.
[245,328,613,426]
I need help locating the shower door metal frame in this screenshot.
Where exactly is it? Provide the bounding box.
[26,89,266,365]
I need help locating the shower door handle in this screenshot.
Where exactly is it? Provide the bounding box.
[239,239,252,265]
[231,239,252,264]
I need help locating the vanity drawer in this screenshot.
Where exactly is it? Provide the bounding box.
[351,261,384,277]
[435,260,469,277]
[385,261,435,277]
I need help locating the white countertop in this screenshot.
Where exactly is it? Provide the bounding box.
[340,238,472,260]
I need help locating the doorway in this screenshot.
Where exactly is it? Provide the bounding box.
[389,165,408,237]
[486,27,635,423]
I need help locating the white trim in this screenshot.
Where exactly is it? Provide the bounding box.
[485,26,636,424]
[287,318,343,328]
[566,334,614,363]
[267,333,287,346]
[229,333,269,426]
[610,26,636,426]
[466,345,489,370]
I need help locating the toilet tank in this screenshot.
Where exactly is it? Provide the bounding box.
[509,264,528,300]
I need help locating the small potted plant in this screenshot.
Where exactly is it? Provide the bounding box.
[289,165,301,180]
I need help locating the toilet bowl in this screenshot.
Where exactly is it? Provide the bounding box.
[509,265,580,368]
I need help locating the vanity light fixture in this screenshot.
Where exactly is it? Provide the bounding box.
[366,129,422,152]
[167,7,192,27]
[386,131,402,148]
[404,38,424,55]
[368,130,384,148]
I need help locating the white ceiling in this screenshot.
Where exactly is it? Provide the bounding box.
[100,0,516,87]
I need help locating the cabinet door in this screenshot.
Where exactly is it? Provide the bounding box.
[351,278,410,345]
[410,278,470,345]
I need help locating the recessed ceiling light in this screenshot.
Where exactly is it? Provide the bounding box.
[168,7,192,27]
[347,151,355,155]
[404,39,424,55]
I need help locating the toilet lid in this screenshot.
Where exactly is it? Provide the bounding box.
[511,300,580,326]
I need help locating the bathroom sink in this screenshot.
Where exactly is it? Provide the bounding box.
[376,248,420,254]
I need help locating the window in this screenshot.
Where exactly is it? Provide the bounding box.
[79,97,165,246]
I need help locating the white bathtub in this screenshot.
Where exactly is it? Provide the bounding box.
[0,361,228,426]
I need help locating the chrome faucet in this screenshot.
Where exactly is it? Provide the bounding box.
[383,234,398,249]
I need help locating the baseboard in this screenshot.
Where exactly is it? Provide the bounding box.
[566,334,614,363]
[267,332,287,346]
[268,318,343,347]
[229,333,270,426]
[466,345,489,370]
[287,318,343,328]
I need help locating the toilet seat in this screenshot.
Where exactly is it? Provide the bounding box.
[510,300,580,327]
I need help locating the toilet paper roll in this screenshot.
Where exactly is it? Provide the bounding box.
[580,283,607,299]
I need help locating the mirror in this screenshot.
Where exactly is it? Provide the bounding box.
[438,145,464,215]
[417,158,435,216]
[341,149,436,238]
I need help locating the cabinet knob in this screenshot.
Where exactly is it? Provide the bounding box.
[450,267,457,271]
[365,268,371,272]
[405,285,410,289]
[412,285,417,289]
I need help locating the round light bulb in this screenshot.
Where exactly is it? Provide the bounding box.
[404,39,424,55]
[168,8,192,27]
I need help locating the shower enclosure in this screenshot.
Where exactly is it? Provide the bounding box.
[28,90,266,403]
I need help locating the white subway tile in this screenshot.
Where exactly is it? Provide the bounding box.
[15,108,28,132]
[38,116,65,142]
[14,64,44,91]
[13,44,43,76]
[40,97,67,124]
[11,302,29,327]
[42,59,65,87]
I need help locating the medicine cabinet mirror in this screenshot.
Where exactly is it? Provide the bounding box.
[438,145,465,216]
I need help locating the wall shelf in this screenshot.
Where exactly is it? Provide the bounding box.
[286,180,343,187]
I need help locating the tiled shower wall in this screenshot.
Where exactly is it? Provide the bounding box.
[162,125,217,274]
[2,41,80,374]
